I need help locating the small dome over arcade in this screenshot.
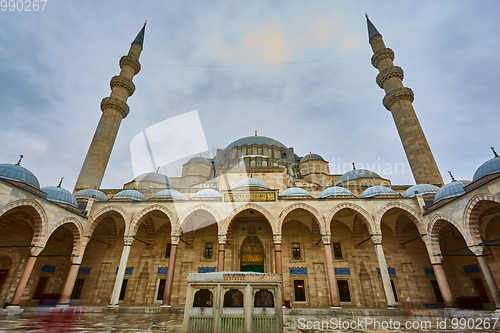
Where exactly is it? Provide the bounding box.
[281,187,312,198]
[113,189,146,201]
[402,184,440,198]
[434,180,469,204]
[319,186,355,199]
[233,178,270,190]
[132,172,175,188]
[473,147,500,182]
[42,185,78,208]
[360,186,399,199]
[335,168,381,186]
[0,156,40,190]
[151,189,185,201]
[300,153,325,163]
[187,156,212,165]
[191,189,222,199]
[74,189,108,201]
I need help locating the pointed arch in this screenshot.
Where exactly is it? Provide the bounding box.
[178,204,221,235]
[0,199,47,247]
[222,203,276,235]
[87,205,129,238]
[428,214,473,257]
[325,202,376,234]
[44,217,84,256]
[278,203,325,234]
[463,194,500,245]
[128,204,177,236]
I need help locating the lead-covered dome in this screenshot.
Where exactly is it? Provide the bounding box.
[187,156,211,165]
[402,184,440,198]
[281,187,312,198]
[226,136,287,149]
[434,181,469,203]
[113,189,146,201]
[192,189,222,199]
[473,155,500,182]
[42,186,78,208]
[0,163,40,190]
[151,189,185,200]
[360,186,399,198]
[132,172,175,188]
[335,169,381,185]
[233,178,270,190]
[74,189,108,201]
[319,186,355,198]
[300,153,325,163]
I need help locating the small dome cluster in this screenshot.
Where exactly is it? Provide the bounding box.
[0,163,40,190]
[233,178,270,190]
[360,186,399,199]
[402,184,440,198]
[74,189,108,201]
[434,180,470,204]
[113,189,147,201]
[335,169,381,185]
[192,189,222,199]
[473,153,500,182]
[151,189,185,200]
[300,153,325,163]
[281,187,312,198]
[133,172,175,188]
[187,156,211,165]
[319,186,355,198]
[42,186,78,208]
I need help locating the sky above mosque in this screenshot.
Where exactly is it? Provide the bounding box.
[0,1,499,189]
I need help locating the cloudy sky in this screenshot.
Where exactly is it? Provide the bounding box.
[1,1,499,190]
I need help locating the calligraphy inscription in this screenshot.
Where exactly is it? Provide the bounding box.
[224,192,276,202]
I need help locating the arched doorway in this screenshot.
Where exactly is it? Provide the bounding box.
[240,232,264,272]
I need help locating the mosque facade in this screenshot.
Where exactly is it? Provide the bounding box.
[1,18,500,312]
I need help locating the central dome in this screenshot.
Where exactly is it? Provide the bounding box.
[225,136,287,150]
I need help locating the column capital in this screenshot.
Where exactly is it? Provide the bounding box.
[71,256,83,265]
[371,234,382,245]
[469,245,485,256]
[218,235,227,245]
[273,235,282,245]
[322,234,331,245]
[30,246,44,256]
[171,235,180,245]
[124,236,134,246]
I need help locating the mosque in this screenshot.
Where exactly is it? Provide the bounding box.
[1,17,500,313]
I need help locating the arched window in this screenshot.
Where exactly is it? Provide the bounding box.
[254,290,274,308]
[223,289,243,307]
[193,289,213,307]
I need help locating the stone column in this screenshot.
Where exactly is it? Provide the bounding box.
[109,236,133,307]
[273,235,284,306]
[217,235,226,272]
[432,263,456,307]
[162,235,179,306]
[471,246,500,309]
[7,246,43,308]
[57,256,82,307]
[372,235,397,308]
[244,284,252,333]
[322,235,340,308]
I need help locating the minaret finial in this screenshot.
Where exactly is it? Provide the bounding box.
[16,155,23,166]
[156,166,160,173]
[352,163,356,170]
[491,146,498,158]
[58,177,64,188]
[366,14,382,42]
[255,130,257,136]
[132,23,146,49]
[365,13,368,19]
[448,171,455,182]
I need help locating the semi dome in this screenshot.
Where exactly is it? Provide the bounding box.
[42,186,78,208]
[434,181,468,203]
[74,189,108,201]
[187,156,211,165]
[192,189,222,199]
[226,136,287,149]
[319,186,355,198]
[0,163,40,190]
[300,153,325,163]
[113,189,146,201]
[473,155,500,182]
[233,178,270,190]
[335,169,381,185]
[281,187,312,198]
[402,184,440,198]
[132,172,175,188]
[151,189,185,200]
[360,186,399,199]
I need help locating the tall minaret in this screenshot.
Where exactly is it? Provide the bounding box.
[74,23,146,191]
[367,16,443,186]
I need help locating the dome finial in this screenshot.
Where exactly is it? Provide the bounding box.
[448,171,456,182]
[352,163,356,170]
[255,130,257,136]
[491,146,498,158]
[16,155,23,166]
[156,166,160,173]
[58,177,64,188]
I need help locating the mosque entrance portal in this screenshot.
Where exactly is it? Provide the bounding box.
[240,234,264,273]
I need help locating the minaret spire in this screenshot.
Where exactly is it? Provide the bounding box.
[74,24,146,191]
[367,16,443,186]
